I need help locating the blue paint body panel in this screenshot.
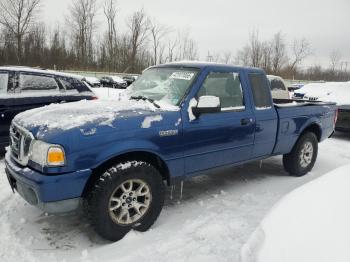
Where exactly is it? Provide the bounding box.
[4,62,337,207]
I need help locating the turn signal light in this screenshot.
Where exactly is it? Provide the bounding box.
[47,147,65,166]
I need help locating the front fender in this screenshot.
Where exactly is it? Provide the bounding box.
[91,139,165,169]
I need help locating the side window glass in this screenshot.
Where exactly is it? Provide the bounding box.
[19,74,59,92]
[59,77,77,90]
[270,79,285,91]
[249,73,272,109]
[198,72,245,111]
[0,72,9,94]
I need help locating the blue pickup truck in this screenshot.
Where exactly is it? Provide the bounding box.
[5,62,337,241]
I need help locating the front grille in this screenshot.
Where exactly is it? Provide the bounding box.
[9,123,34,166]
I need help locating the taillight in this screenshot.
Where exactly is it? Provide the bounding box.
[334,109,338,126]
[91,96,98,100]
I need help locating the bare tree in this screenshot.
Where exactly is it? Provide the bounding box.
[0,0,41,62]
[103,0,117,70]
[290,38,311,72]
[177,29,198,61]
[165,37,178,62]
[249,30,263,67]
[235,46,250,66]
[150,19,170,65]
[222,51,233,64]
[127,8,150,72]
[68,0,98,68]
[261,41,272,73]
[329,50,342,72]
[270,32,287,74]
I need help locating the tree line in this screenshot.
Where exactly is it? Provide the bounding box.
[0,0,199,73]
[0,0,349,81]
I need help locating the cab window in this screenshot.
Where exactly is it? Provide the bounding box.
[197,72,245,111]
[249,73,272,109]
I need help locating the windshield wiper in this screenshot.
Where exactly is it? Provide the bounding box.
[130,95,160,108]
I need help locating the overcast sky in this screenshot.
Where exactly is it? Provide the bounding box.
[42,0,350,68]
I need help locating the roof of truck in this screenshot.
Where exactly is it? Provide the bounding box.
[151,61,265,73]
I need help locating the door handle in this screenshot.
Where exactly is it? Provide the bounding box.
[241,118,253,126]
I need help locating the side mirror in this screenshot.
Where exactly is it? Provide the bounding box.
[192,96,221,117]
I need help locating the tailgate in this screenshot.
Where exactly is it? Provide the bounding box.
[336,105,350,131]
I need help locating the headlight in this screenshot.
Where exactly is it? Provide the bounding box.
[29,140,66,167]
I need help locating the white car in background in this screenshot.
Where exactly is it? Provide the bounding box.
[267,75,290,100]
[241,164,350,262]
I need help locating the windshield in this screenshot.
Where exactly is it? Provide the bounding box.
[128,67,199,106]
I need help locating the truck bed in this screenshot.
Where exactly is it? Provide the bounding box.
[272,99,337,155]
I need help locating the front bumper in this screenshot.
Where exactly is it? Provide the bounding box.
[4,152,92,213]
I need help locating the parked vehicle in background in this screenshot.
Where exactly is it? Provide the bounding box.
[336,105,350,132]
[83,76,101,87]
[267,75,290,99]
[123,75,138,86]
[292,81,350,132]
[0,66,96,151]
[288,83,304,92]
[5,62,337,242]
[100,76,128,89]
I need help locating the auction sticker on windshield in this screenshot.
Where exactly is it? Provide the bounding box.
[170,72,195,80]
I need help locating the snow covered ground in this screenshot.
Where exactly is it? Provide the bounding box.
[1,133,350,262]
[241,163,350,262]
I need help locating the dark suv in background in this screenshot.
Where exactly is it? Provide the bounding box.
[100,76,128,89]
[0,66,96,151]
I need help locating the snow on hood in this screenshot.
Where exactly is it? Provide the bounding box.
[13,99,161,132]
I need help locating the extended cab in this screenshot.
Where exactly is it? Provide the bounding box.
[4,62,337,241]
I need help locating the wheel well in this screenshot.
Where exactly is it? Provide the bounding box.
[82,151,170,197]
[302,123,322,141]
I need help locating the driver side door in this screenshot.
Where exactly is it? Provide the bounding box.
[182,71,255,174]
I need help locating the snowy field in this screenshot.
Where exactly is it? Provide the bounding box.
[0,133,350,262]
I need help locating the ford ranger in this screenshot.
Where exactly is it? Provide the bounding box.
[4,62,337,241]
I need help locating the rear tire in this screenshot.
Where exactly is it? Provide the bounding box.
[283,132,318,177]
[85,161,165,241]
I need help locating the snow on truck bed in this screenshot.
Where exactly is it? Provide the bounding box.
[1,135,350,262]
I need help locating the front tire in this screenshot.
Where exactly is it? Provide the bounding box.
[283,132,318,177]
[85,161,165,241]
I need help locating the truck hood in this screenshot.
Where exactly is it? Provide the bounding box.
[13,99,179,139]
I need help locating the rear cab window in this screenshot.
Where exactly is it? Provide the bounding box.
[248,73,273,109]
[197,72,245,111]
